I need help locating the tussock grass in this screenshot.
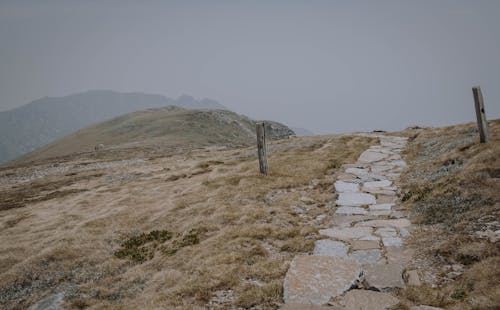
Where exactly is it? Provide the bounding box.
[397,119,500,309]
[0,134,374,309]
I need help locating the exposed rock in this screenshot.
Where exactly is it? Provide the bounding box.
[363,180,392,189]
[369,204,395,211]
[406,269,422,286]
[348,249,382,264]
[377,195,397,204]
[283,255,362,305]
[410,306,445,310]
[355,219,411,229]
[345,167,369,176]
[335,206,368,215]
[350,240,380,250]
[382,237,403,247]
[333,289,399,310]
[385,246,414,265]
[359,150,388,163]
[334,181,359,193]
[337,192,376,206]
[363,263,405,290]
[375,227,398,238]
[313,240,349,258]
[319,227,373,241]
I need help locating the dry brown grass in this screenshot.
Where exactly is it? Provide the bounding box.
[397,119,500,309]
[0,134,374,309]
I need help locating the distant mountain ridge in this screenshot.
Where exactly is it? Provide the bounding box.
[16,107,295,164]
[0,90,228,163]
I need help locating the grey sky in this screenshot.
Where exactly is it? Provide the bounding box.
[1,0,499,134]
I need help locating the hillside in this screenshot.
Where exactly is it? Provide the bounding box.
[15,107,294,164]
[0,119,498,309]
[0,90,227,163]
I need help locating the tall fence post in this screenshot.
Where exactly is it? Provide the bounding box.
[472,86,490,143]
[256,122,268,175]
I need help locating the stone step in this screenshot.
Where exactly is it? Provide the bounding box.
[283,255,362,305]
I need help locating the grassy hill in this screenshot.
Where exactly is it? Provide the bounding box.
[0,90,227,163]
[15,107,294,164]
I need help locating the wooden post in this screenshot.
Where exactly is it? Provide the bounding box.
[472,86,490,143]
[256,122,268,175]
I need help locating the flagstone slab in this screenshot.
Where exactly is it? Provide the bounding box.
[369,204,394,211]
[355,219,411,229]
[368,210,391,216]
[363,188,397,196]
[283,255,362,305]
[363,180,392,189]
[383,237,403,247]
[330,215,373,228]
[348,249,382,264]
[385,246,414,265]
[350,240,380,250]
[319,227,373,241]
[334,181,359,193]
[375,227,398,237]
[337,192,376,206]
[359,151,388,163]
[333,289,400,310]
[336,206,368,215]
[377,195,398,204]
[313,240,349,258]
[345,167,369,176]
[363,263,405,290]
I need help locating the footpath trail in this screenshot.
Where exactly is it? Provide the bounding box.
[282,134,425,310]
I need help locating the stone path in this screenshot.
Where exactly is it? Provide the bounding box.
[283,134,426,309]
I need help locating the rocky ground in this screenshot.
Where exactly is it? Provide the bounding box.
[281,134,436,310]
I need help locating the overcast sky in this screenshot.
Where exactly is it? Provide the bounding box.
[1,0,499,134]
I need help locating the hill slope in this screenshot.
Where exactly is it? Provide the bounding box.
[16,107,294,164]
[0,90,227,163]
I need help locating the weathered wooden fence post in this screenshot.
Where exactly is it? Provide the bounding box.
[256,122,268,175]
[472,86,490,143]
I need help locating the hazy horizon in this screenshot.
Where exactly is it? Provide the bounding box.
[1,0,500,134]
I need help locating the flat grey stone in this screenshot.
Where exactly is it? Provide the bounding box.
[334,181,359,193]
[350,240,380,250]
[336,206,368,215]
[359,150,388,163]
[334,289,399,310]
[399,228,410,237]
[319,227,373,241]
[359,235,380,241]
[363,180,392,189]
[406,269,422,286]
[337,192,376,206]
[345,167,369,177]
[368,210,391,216]
[348,249,382,264]
[283,255,362,305]
[375,227,398,238]
[385,246,414,265]
[363,188,397,196]
[383,237,403,247]
[313,240,348,258]
[364,263,405,290]
[369,204,394,211]
[355,219,411,229]
[377,195,397,204]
